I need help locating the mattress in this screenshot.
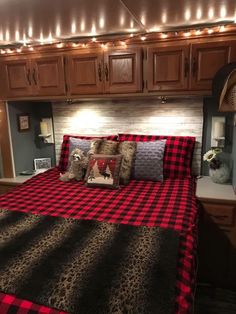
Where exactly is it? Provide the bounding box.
[0,168,198,314]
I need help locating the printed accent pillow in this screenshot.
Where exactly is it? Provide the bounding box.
[98,140,119,155]
[85,154,123,189]
[133,141,166,181]
[59,134,118,171]
[118,134,195,178]
[117,141,137,185]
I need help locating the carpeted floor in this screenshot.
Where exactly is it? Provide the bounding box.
[194,285,236,314]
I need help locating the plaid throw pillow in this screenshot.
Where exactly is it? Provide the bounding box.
[85,154,123,189]
[118,134,195,178]
[59,135,118,171]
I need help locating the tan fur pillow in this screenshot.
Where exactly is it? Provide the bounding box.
[118,141,137,185]
[98,140,118,155]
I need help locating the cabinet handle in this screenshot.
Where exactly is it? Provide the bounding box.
[27,69,31,85]
[105,63,109,81]
[209,214,228,220]
[184,58,189,77]
[98,62,102,81]
[32,68,37,85]
[192,57,197,76]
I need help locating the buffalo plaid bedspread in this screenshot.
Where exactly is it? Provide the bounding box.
[0,168,198,314]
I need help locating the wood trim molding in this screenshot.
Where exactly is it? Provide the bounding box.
[0,101,14,177]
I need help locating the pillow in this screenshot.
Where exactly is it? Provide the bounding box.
[118,134,195,178]
[133,140,166,181]
[117,141,137,185]
[69,138,92,156]
[98,140,119,155]
[59,134,118,171]
[67,138,102,170]
[85,154,123,189]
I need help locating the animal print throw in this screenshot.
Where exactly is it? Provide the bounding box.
[0,209,179,314]
[85,154,123,188]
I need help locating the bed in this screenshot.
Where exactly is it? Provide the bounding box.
[0,134,199,314]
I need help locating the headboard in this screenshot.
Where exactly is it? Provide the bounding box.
[52,97,203,175]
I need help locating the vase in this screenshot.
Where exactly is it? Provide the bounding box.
[209,162,230,184]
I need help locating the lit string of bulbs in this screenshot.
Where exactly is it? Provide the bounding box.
[0,24,230,55]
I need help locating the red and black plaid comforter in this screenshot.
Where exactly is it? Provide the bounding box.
[0,168,198,314]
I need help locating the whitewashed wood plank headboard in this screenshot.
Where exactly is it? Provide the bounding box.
[52,97,203,175]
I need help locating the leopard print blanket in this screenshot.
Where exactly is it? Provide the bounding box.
[0,209,179,314]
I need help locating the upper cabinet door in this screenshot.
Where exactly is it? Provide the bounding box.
[190,41,232,90]
[32,56,66,96]
[0,59,33,97]
[104,48,142,93]
[66,52,104,95]
[147,45,189,91]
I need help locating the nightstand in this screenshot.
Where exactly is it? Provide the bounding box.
[0,175,34,194]
[196,176,236,289]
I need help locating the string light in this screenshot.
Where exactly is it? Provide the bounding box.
[219,25,225,32]
[161,33,168,38]
[56,43,63,48]
[0,24,234,52]
[184,31,191,37]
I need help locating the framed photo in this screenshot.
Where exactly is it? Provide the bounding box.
[34,158,51,173]
[17,114,30,132]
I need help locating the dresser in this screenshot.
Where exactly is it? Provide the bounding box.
[0,175,33,194]
[196,176,236,288]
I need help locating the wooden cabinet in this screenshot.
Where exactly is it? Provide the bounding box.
[190,41,233,90]
[0,59,33,97]
[147,40,236,92]
[196,177,236,288]
[31,56,66,96]
[104,48,142,93]
[0,55,66,98]
[147,45,189,91]
[66,52,103,95]
[66,48,142,95]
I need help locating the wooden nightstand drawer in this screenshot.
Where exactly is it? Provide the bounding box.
[202,202,235,227]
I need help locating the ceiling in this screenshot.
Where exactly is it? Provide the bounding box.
[0,0,235,46]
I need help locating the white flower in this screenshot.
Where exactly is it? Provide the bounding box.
[203,150,216,162]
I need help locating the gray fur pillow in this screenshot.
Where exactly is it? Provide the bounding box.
[98,140,118,155]
[133,140,166,181]
[118,141,137,185]
[68,138,102,169]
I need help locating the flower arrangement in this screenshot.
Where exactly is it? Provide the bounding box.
[203,148,222,170]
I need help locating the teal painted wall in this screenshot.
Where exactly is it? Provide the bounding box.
[8,101,56,175]
[202,97,234,182]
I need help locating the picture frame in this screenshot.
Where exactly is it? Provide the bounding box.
[34,158,51,173]
[17,113,30,132]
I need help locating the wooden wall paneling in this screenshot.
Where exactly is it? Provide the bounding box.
[0,101,14,177]
[52,98,203,175]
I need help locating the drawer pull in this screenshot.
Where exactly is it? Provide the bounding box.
[209,214,228,220]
